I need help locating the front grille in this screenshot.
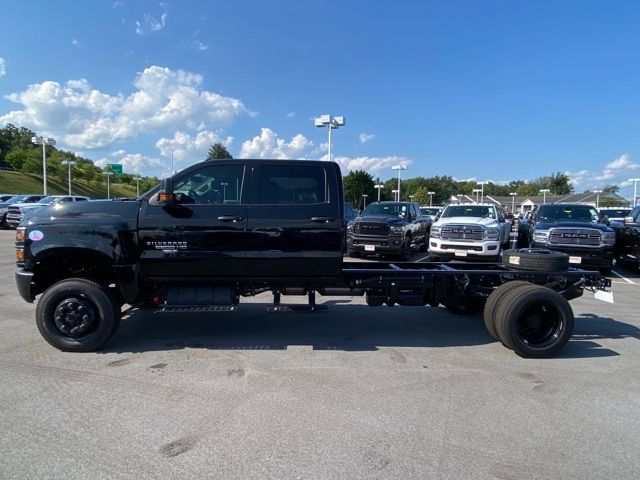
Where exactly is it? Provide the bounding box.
[440,244,483,251]
[549,228,601,246]
[8,206,21,214]
[441,224,484,241]
[353,222,390,236]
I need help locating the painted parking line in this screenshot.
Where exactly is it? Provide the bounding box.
[612,270,637,285]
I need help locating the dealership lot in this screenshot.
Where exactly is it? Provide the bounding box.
[1,230,639,479]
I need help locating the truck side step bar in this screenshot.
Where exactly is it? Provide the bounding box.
[266,305,328,312]
[159,305,237,313]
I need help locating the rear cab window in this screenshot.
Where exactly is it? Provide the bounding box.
[257,165,327,205]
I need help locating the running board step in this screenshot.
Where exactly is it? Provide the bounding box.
[158,305,237,313]
[266,305,328,312]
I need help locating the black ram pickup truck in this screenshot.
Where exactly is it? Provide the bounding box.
[346,201,431,259]
[611,206,640,269]
[520,203,616,274]
[14,159,610,358]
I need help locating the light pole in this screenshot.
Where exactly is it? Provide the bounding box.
[428,191,435,207]
[314,114,345,163]
[629,178,640,207]
[409,195,414,203]
[540,189,550,204]
[221,182,228,201]
[392,165,407,201]
[103,171,114,199]
[457,193,465,204]
[31,135,56,195]
[374,183,384,202]
[593,189,602,209]
[134,177,142,197]
[509,192,517,213]
[392,189,399,201]
[478,181,488,203]
[61,159,77,195]
[362,194,368,209]
[472,188,482,203]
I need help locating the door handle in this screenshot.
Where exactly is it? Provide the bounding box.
[310,216,335,223]
[218,215,243,222]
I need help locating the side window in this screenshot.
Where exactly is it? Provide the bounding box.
[173,164,245,205]
[75,197,88,202]
[59,197,73,203]
[412,205,420,219]
[634,207,640,223]
[259,165,326,205]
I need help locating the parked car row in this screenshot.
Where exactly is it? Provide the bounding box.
[0,194,90,228]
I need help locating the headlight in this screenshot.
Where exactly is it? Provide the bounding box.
[390,225,404,233]
[602,231,616,246]
[532,229,549,243]
[430,226,441,238]
[346,222,354,232]
[483,227,500,240]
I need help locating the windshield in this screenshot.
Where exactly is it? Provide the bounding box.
[420,207,440,216]
[362,203,408,218]
[36,196,60,205]
[538,205,599,222]
[601,209,630,217]
[442,205,495,219]
[3,195,27,204]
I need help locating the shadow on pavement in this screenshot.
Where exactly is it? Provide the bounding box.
[97,305,633,358]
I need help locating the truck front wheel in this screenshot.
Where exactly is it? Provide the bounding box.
[35,278,121,352]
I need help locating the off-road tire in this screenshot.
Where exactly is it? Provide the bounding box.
[502,249,569,272]
[36,278,121,352]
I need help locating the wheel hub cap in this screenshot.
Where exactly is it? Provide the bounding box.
[54,298,96,337]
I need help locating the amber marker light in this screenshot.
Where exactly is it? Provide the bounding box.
[16,228,26,242]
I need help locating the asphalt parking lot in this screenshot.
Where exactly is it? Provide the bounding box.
[1,229,639,479]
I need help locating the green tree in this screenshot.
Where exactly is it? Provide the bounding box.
[343,170,375,207]
[602,184,620,194]
[206,143,233,160]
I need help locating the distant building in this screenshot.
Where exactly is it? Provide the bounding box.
[485,191,629,213]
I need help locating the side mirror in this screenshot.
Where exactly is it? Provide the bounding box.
[157,177,176,207]
[623,216,635,225]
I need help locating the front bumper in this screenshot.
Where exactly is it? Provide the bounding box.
[346,233,405,254]
[531,241,615,269]
[15,268,35,302]
[429,238,500,258]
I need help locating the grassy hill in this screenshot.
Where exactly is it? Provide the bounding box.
[0,170,140,199]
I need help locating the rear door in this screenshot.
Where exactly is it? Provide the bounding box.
[246,162,342,277]
[138,162,250,279]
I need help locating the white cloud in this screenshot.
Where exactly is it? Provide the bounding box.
[192,40,209,51]
[135,7,168,35]
[71,38,79,47]
[330,155,412,175]
[358,132,375,144]
[566,154,640,193]
[0,65,250,150]
[156,130,233,165]
[97,152,168,178]
[286,112,296,118]
[113,0,124,8]
[0,57,5,77]
[240,128,313,159]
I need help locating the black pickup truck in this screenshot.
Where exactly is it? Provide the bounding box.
[611,206,640,269]
[14,159,610,358]
[346,201,431,259]
[519,203,616,274]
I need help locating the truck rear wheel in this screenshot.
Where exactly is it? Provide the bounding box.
[483,280,532,340]
[493,284,574,358]
[36,278,121,352]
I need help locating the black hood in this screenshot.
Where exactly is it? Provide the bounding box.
[25,199,141,230]
[355,215,406,226]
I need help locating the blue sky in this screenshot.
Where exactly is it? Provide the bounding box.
[1,1,639,199]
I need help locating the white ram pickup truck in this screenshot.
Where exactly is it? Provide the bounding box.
[429,203,511,261]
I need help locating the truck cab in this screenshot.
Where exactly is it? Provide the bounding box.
[612,206,640,268]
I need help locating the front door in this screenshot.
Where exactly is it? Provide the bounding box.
[138,162,250,279]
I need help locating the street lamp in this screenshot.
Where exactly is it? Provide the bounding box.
[409,195,414,203]
[391,165,407,201]
[314,114,345,163]
[61,159,77,195]
[103,171,114,199]
[134,177,142,197]
[472,188,482,203]
[629,178,640,207]
[374,183,384,202]
[509,192,517,213]
[457,193,465,204]
[593,189,602,209]
[362,194,368,209]
[478,181,488,203]
[392,189,399,201]
[31,135,56,195]
[427,191,435,207]
[540,189,550,204]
